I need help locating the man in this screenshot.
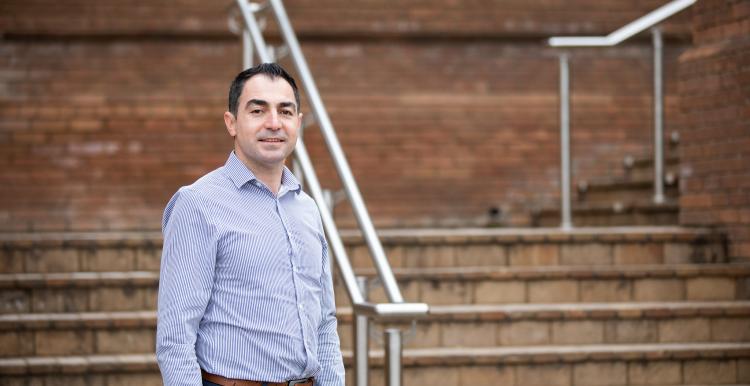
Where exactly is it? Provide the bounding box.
[156,63,345,386]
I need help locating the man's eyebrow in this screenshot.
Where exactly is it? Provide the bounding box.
[244,99,268,110]
[279,101,297,112]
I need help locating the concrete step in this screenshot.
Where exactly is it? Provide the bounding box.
[3,264,749,313]
[0,227,726,273]
[0,272,157,314]
[534,202,680,227]
[1,343,748,386]
[4,302,748,357]
[342,264,750,306]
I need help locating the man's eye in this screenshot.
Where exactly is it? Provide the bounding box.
[250,109,262,114]
[281,110,293,116]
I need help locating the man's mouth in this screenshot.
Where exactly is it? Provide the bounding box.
[259,138,285,142]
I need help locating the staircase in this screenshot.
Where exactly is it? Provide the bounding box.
[533,138,682,227]
[2,227,749,385]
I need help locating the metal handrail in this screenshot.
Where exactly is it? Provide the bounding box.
[547,0,695,228]
[548,0,696,47]
[230,2,429,386]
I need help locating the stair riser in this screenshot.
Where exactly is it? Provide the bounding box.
[335,276,749,306]
[537,211,679,227]
[4,315,748,357]
[2,236,726,274]
[581,186,679,205]
[2,273,746,314]
[337,316,750,351]
[1,287,156,314]
[1,359,748,386]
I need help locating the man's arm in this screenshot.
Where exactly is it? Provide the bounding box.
[316,235,346,386]
[156,188,217,386]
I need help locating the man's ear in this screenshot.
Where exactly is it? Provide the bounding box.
[224,111,237,137]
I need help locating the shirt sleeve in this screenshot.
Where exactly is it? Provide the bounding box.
[156,188,217,386]
[316,233,346,386]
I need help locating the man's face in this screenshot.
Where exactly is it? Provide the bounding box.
[224,75,301,172]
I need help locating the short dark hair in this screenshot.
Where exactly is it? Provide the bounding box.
[227,62,301,117]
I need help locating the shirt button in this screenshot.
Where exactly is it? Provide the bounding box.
[298,304,304,310]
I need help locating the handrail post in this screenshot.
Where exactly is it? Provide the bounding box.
[354,276,370,386]
[384,328,403,386]
[652,27,665,204]
[559,53,573,230]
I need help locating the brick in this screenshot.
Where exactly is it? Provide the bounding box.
[516,364,572,386]
[382,245,405,268]
[408,322,441,348]
[552,320,604,345]
[663,243,695,264]
[1,290,30,313]
[497,321,550,346]
[456,244,506,267]
[559,243,612,265]
[682,360,737,383]
[474,280,525,303]
[459,365,514,386]
[410,245,455,268]
[604,320,658,344]
[633,279,684,301]
[419,280,471,305]
[509,244,559,266]
[628,361,682,385]
[441,322,496,347]
[711,318,750,342]
[613,243,664,265]
[580,280,631,302]
[686,277,736,301]
[739,359,750,383]
[0,331,34,357]
[404,366,459,386]
[573,362,627,385]
[95,330,155,354]
[135,248,162,271]
[104,373,163,386]
[528,280,578,303]
[25,249,79,273]
[34,330,94,356]
[32,288,88,313]
[81,248,136,272]
[658,318,711,343]
[89,287,146,312]
[0,250,24,274]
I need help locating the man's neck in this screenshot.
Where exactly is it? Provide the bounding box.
[235,152,283,195]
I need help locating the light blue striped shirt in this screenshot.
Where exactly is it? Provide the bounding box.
[156,151,345,386]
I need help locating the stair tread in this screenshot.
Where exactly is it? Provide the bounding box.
[2,342,749,374]
[538,201,680,215]
[3,300,748,329]
[3,263,749,288]
[344,301,750,321]
[0,226,723,247]
[378,263,750,279]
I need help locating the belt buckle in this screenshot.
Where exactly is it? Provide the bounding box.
[287,378,311,386]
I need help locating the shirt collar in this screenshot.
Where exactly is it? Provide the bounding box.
[224,151,302,194]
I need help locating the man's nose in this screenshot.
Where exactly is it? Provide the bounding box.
[265,111,281,130]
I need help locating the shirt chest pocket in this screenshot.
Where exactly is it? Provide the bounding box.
[293,230,324,285]
[217,228,290,284]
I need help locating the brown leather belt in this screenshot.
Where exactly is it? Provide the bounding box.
[201,370,314,386]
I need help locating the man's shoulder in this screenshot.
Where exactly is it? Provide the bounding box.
[161,166,232,228]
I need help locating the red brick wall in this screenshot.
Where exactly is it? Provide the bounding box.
[0,1,692,231]
[677,0,750,260]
